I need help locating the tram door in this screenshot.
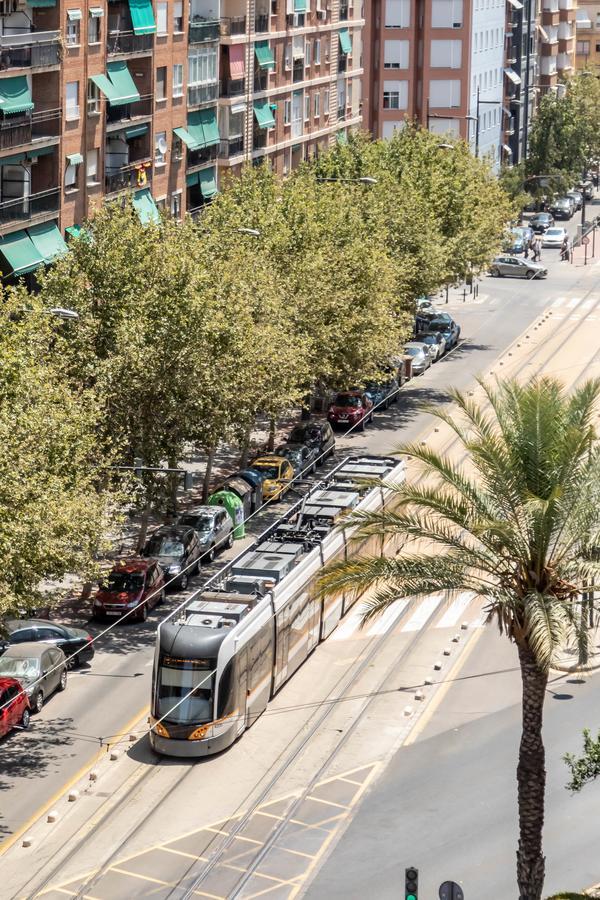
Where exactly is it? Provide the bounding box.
[273,604,290,692]
[236,646,249,735]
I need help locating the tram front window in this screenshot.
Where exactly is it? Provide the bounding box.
[157,658,215,725]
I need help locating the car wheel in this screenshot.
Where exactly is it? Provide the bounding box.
[21,708,30,730]
[158,589,166,605]
[139,602,148,622]
[179,573,189,591]
[526,270,536,280]
[359,418,366,431]
[227,532,234,549]
[206,546,215,564]
[33,690,44,714]
[58,668,67,691]
[490,267,501,277]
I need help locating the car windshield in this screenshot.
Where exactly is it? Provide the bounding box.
[106,572,145,592]
[335,395,361,407]
[180,514,213,532]
[417,335,435,344]
[0,657,40,678]
[148,537,185,557]
[547,229,564,237]
[404,347,422,357]
[289,427,307,442]
[427,318,451,330]
[255,464,281,479]
[157,656,214,724]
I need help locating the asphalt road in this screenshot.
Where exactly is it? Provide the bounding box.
[1,218,596,846]
[304,626,600,900]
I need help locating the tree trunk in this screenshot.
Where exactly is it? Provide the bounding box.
[202,446,216,502]
[166,456,179,521]
[267,417,276,452]
[239,426,251,468]
[516,642,548,900]
[136,500,151,553]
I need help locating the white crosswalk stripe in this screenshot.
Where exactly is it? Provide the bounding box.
[435,592,475,628]
[401,593,443,632]
[330,609,367,641]
[366,598,409,636]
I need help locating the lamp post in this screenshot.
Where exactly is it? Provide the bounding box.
[426,106,477,140]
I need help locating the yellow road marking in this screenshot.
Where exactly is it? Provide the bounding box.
[158,846,210,862]
[335,776,364,787]
[111,866,170,885]
[231,833,264,845]
[305,795,349,810]
[192,891,226,900]
[242,876,303,899]
[271,846,315,860]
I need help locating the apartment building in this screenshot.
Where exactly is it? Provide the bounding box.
[574,0,598,69]
[0,0,360,280]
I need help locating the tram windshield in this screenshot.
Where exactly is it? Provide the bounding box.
[157,656,215,724]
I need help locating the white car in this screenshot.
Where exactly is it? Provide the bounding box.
[542,227,568,248]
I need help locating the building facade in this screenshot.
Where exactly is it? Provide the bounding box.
[574,0,598,69]
[0,0,360,279]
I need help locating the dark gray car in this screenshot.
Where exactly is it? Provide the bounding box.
[176,506,234,562]
[0,643,67,713]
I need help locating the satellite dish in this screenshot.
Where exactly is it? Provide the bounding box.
[157,136,168,155]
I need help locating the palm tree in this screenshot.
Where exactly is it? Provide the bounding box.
[319,377,600,900]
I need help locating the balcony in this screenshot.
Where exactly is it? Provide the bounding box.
[106,30,154,55]
[0,32,61,70]
[187,144,219,168]
[187,82,219,106]
[253,129,268,149]
[0,105,61,152]
[220,16,246,35]
[106,95,152,128]
[220,77,245,97]
[0,187,59,226]
[105,158,153,194]
[189,19,220,43]
[220,135,244,157]
[255,13,269,32]
[254,70,269,91]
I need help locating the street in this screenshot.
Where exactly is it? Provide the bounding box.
[2,224,600,900]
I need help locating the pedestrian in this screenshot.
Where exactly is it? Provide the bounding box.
[533,238,542,262]
[561,236,569,261]
[523,241,529,259]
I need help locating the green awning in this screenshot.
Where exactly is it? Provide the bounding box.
[66,224,82,238]
[0,76,34,115]
[0,230,44,277]
[337,130,348,144]
[91,62,140,107]
[294,0,307,10]
[186,171,199,187]
[28,0,56,6]
[339,28,352,55]
[132,188,160,225]
[27,222,68,264]
[199,167,217,199]
[253,99,275,129]
[255,41,275,70]
[174,126,200,150]
[67,8,82,19]
[187,108,220,149]
[29,146,55,158]
[0,152,26,166]
[125,124,148,139]
[128,0,156,35]
[66,153,84,165]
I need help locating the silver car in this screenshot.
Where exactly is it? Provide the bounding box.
[404,342,433,375]
[490,256,547,279]
[542,227,568,249]
[176,506,234,562]
[0,642,67,713]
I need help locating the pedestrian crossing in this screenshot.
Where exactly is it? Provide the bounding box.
[446,291,600,320]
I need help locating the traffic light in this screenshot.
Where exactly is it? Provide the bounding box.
[405,866,418,899]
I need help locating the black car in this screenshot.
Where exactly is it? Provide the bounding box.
[1,619,94,667]
[549,198,573,220]
[529,212,554,234]
[287,420,335,465]
[275,442,320,476]
[364,377,400,409]
[416,312,461,350]
[142,525,203,590]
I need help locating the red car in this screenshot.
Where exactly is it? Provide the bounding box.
[327,391,374,431]
[0,676,30,738]
[92,558,166,622]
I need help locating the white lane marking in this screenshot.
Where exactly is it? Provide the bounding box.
[567,297,581,308]
[550,296,566,308]
[435,592,475,628]
[401,594,443,632]
[366,598,409,636]
[331,609,367,641]
[582,299,596,310]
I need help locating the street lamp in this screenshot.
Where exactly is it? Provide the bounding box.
[474,87,503,158]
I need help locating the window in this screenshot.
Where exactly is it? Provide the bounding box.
[86,148,99,186]
[305,39,312,66]
[66,81,79,120]
[284,98,291,124]
[385,0,410,27]
[173,63,183,97]
[577,40,590,54]
[284,42,292,69]
[324,88,330,114]
[173,0,183,31]
[66,10,81,46]
[156,66,167,101]
[384,40,409,69]
[429,79,461,107]
[314,91,320,116]
[87,79,100,115]
[65,160,79,189]
[157,1,168,34]
[431,0,463,28]
[314,38,321,64]
[155,130,167,165]
[383,79,408,109]
[188,46,217,85]
[304,92,310,120]
[324,37,330,62]
[171,191,181,218]
[88,8,102,43]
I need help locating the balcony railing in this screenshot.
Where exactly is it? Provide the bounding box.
[106,30,154,54]
[0,187,59,226]
[105,158,153,194]
[187,82,219,106]
[0,32,61,70]
[220,136,244,157]
[255,13,269,32]
[220,77,245,97]
[106,95,153,125]
[220,15,247,35]
[189,19,220,43]
[0,105,61,151]
[187,144,219,167]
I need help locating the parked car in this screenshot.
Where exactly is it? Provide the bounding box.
[364,377,400,409]
[415,297,436,315]
[530,212,554,233]
[275,443,320,477]
[250,456,295,501]
[177,506,234,562]
[1,618,94,667]
[403,342,433,375]
[577,180,594,200]
[504,228,527,254]
[287,420,335,463]
[142,526,203,590]
[566,190,583,210]
[415,331,446,361]
[542,226,568,248]
[489,256,548,279]
[327,391,374,431]
[515,225,534,247]
[418,313,461,350]
[92,558,166,622]
[549,197,573,220]
[0,676,30,737]
[0,643,67,713]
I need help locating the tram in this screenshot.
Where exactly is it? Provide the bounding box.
[150,454,406,757]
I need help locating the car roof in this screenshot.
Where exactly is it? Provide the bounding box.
[110,558,153,573]
[6,618,63,631]
[405,341,427,349]
[2,642,65,659]
[181,506,216,516]
[335,390,362,397]
[253,455,287,464]
[150,525,191,538]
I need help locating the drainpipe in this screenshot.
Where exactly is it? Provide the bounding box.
[522,0,533,159]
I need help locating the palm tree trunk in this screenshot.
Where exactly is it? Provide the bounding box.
[516,642,548,900]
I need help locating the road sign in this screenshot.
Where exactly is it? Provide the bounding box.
[582,235,590,245]
[439,881,465,900]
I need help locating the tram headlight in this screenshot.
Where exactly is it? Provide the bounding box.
[188,723,212,741]
[152,720,170,738]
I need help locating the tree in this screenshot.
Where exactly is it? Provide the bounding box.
[318,377,600,900]
[564,728,600,793]
[0,288,123,617]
